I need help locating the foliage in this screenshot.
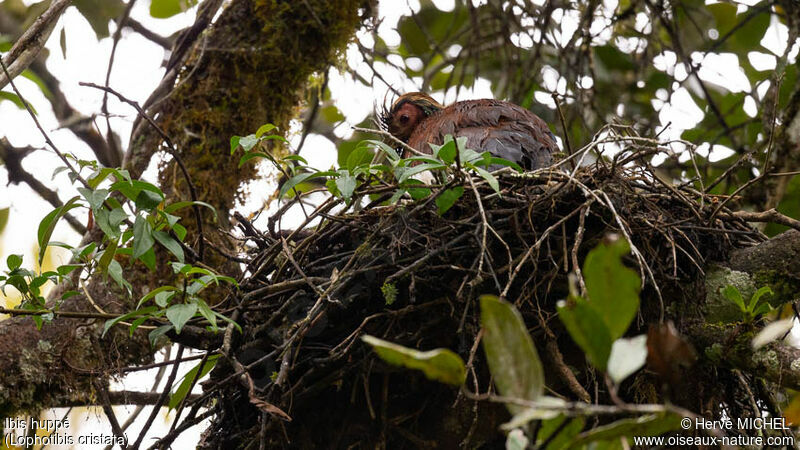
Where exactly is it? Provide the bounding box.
[558,235,645,375]
[1,157,238,339]
[721,284,774,322]
[234,128,520,212]
[362,239,669,448]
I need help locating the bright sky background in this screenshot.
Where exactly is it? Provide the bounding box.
[0,0,798,446]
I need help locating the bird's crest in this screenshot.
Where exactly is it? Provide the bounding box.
[379,92,444,131]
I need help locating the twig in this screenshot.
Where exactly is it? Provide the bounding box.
[551,92,574,167]
[726,208,800,232]
[352,126,428,156]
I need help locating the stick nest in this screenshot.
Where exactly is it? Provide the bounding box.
[199,159,763,449]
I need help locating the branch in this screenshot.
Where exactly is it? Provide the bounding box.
[0,0,72,90]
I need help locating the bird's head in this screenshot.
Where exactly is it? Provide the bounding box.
[380,92,444,142]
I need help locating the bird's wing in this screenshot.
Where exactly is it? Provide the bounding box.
[409,100,557,170]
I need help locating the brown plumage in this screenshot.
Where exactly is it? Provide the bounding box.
[381,92,557,170]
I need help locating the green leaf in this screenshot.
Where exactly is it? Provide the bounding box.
[435,186,464,215]
[335,172,357,202]
[164,200,218,223]
[135,190,163,211]
[102,306,157,337]
[607,334,648,384]
[59,27,67,59]
[345,145,373,171]
[97,239,118,274]
[132,215,155,260]
[279,171,336,199]
[155,290,175,307]
[87,167,131,188]
[150,0,198,18]
[149,325,173,347]
[557,297,613,371]
[166,303,198,334]
[583,236,640,340]
[168,355,219,409]
[6,254,23,271]
[730,4,771,51]
[111,180,164,205]
[396,163,445,184]
[255,123,276,138]
[747,286,773,313]
[363,140,400,162]
[94,207,120,240]
[229,136,241,154]
[195,297,218,331]
[56,264,82,276]
[37,196,82,267]
[140,247,157,271]
[108,259,131,294]
[480,295,545,414]
[362,335,466,386]
[153,230,185,263]
[722,285,746,312]
[173,223,187,241]
[238,151,269,167]
[138,285,178,308]
[238,134,259,152]
[0,91,29,110]
[565,413,682,447]
[432,137,456,163]
[472,166,499,193]
[77,187,109,210]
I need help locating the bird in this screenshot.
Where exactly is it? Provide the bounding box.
[380,92,558,170]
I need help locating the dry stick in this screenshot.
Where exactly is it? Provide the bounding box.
[168,351,209,434]
[500,200,590,298]
[93,379,130,450]
[132,345,185,450]
[80,82,206,261]
[570,204,592,295]
[708,173,765,224]
[599,190,664,321]
[0,307,117,320]
[352,126,428,156]
[280,237,325,297]
[727,209,800,232]
[551,92,574,168]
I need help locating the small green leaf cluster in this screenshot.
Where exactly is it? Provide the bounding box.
[721,284,774,323]
[362,284,673,448]
[104,263,239,347]
[232,126,521,213]
[2,155,236,340]
[0,253,81,328]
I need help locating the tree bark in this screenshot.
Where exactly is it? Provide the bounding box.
[0,0,373,419]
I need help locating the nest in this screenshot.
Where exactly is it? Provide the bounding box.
[198,154,763,449]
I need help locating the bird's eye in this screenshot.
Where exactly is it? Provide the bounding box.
[400,114,409,124]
